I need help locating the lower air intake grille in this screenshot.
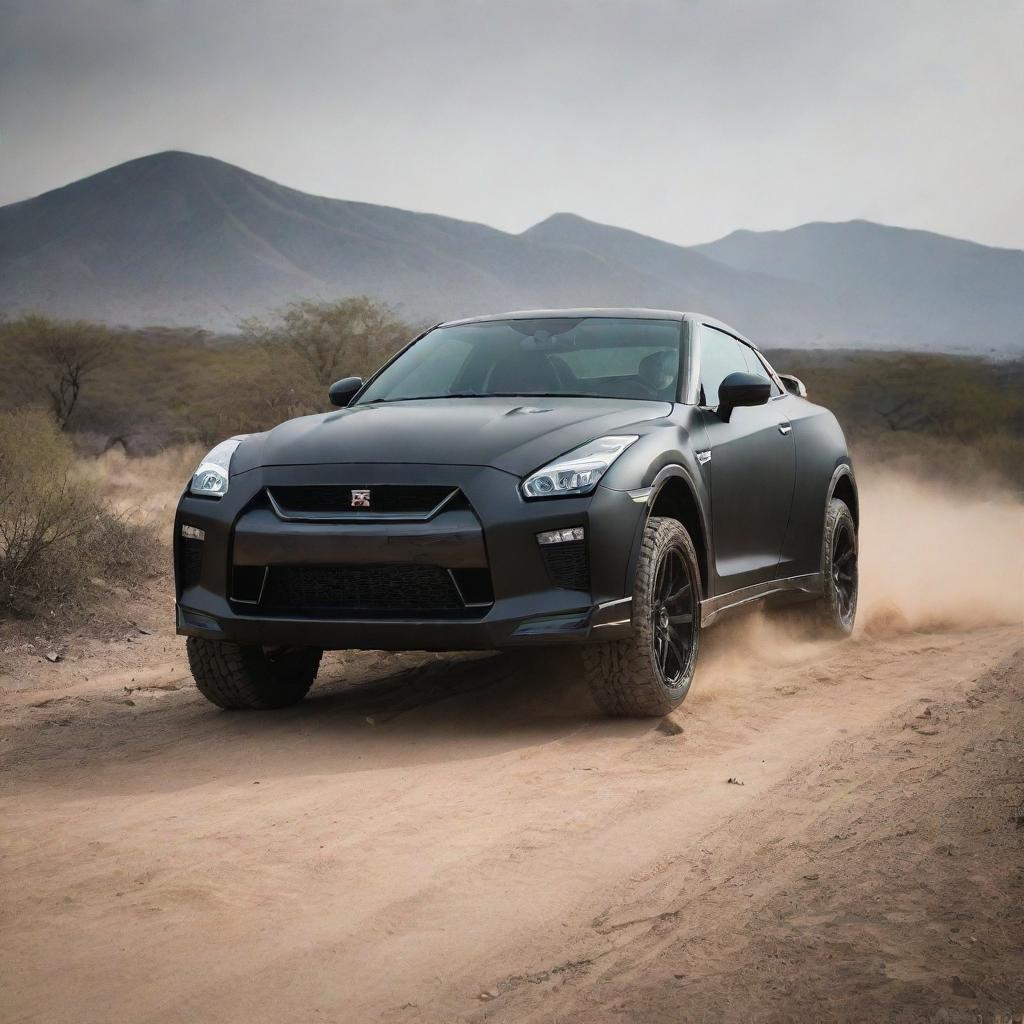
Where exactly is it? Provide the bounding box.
[541,541,590,592]
[178,537,203,589]
[260,565,478,617]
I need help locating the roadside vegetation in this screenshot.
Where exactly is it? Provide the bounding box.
[0,300,1021,629]
[767,348,1024,490]
[0,408,160,619]
[0,298,417,455]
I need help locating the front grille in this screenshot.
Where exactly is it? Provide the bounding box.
[259,564,487,618]
[541,540,590,592]
[268,485,458,518]
[178,536,203,589]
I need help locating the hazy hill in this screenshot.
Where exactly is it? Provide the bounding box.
[521,213,850,345]
[1,151,1021,353]
[694,220,1024,355]
[0,151,654,329]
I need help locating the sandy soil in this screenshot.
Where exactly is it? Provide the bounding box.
[1,470,1023,1023]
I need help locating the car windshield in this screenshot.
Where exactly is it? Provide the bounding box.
[356,317,683,405]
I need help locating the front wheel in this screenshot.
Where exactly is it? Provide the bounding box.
[582,516,702,717]
[186,638,322,709]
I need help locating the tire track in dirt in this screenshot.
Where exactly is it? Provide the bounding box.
[473,644,1024,1024]
[2,625,1020,1024]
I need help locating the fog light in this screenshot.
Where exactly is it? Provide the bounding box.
[536,526,585,545]
[181,524,205,541]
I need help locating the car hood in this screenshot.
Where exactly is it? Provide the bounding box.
[234,397,671,478]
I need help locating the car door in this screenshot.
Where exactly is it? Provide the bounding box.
[697,324,796,594]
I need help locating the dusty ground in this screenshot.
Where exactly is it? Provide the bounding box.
[1,470,1022,1024]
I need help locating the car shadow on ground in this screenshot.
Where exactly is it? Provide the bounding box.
[227,646,653,760]
[7,647,660,795]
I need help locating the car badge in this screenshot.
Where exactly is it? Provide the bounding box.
[351,489,371,508]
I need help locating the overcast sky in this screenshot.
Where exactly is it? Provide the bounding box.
[1,0,1022,248]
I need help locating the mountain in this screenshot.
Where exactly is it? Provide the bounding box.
[0,151,652,329]
[1,151,1021,353]
[694,220,1024,354]
[522,213,845,344]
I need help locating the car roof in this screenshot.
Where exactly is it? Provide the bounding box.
[437,308,757,349]
[439,307,686,327]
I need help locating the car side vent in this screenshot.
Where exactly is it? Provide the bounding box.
[541,540,590,592]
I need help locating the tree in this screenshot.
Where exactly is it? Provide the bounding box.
[12,315,113,429]
[241,296,411,386]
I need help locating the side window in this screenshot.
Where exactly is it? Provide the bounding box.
[699,326,751,406]
[743,346,783,397]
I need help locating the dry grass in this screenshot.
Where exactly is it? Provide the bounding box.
[0,408,164,620]
[89,444,204,526]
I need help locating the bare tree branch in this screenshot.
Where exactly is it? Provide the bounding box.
[241,296,410,386]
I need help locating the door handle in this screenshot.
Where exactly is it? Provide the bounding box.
[778,422,792,435]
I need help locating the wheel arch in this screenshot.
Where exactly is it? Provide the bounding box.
[636,465,711,599]
[827,465,859,529]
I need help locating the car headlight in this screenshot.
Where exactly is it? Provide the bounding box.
[189,437,246,498]
[521,435,639,498]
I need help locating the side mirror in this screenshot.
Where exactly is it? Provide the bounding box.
[328,376,363,408]
[717,371,771,422]
[778,373,807,398]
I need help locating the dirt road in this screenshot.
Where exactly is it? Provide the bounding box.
[2,614,1021,1024]
[2,470,1023,1023]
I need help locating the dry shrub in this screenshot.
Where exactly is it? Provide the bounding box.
[92,443,203,523]
[0,408,160,616]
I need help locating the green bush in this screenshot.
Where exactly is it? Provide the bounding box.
[0,408,159,615]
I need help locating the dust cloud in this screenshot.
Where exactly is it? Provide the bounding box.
[856,469,1024,635]
[691,467,1023,697]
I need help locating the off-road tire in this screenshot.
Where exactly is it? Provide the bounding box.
[808,497,858,637]
[582,516,701,717]
[186,638,322,710]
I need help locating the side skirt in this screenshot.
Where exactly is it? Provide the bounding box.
[699,572,823,628]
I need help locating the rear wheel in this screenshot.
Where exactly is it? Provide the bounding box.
[186,638,322,709]
[582,516,701,717]
[808,497,858,636]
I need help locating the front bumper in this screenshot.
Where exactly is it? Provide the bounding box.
[174,462,645,650]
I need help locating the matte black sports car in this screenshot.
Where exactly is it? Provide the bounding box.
[175,309,858,716]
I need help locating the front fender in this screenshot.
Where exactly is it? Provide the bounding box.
[598,413,713,601]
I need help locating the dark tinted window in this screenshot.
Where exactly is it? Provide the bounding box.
[699,326,751,406]
[357,317,682,404]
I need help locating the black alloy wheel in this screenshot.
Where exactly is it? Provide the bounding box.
[581,516,702,717]
[831,516,857,627]
[651,544,698,689]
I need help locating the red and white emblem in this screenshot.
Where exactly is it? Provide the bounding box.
[350,489,371,508]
